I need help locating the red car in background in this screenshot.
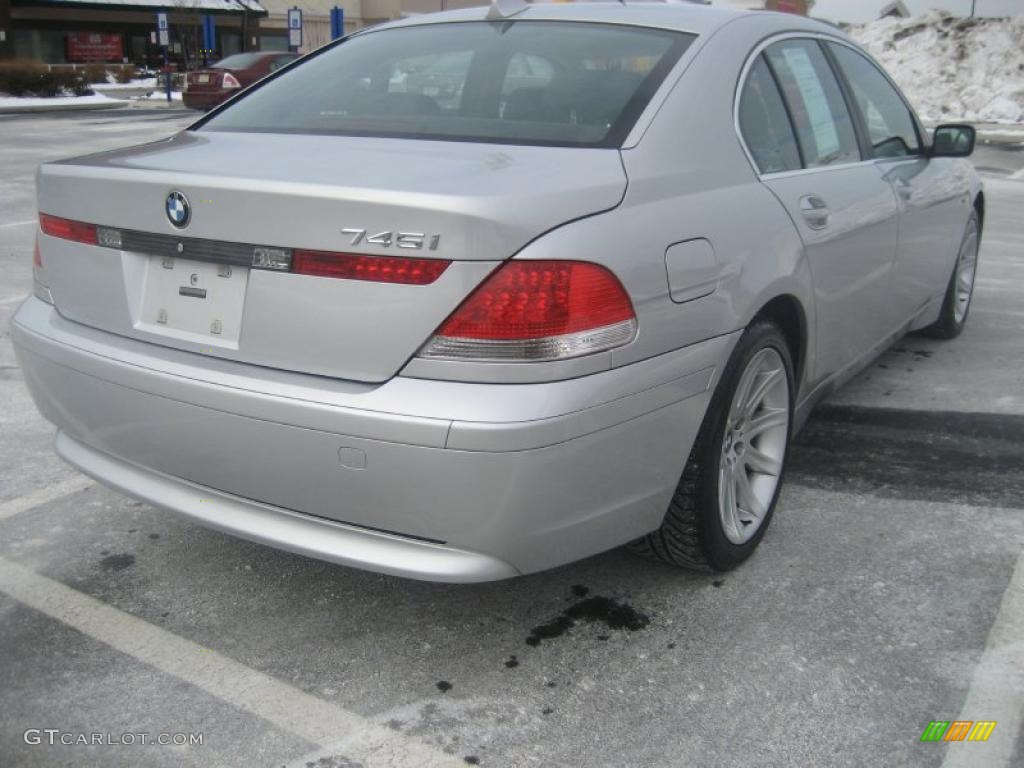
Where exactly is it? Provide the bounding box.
[183,52,300,111]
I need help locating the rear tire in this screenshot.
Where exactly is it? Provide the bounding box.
[631,321,794,571]
[920,211,979,340]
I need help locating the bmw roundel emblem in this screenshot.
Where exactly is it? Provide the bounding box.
[165,190,191,228]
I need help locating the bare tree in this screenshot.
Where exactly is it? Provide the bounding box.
[170,0,204,69]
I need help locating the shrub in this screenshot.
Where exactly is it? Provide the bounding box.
[63,70,95,96]
[0,60,93,97]
[114,64,137,84]
[83,62,108,84]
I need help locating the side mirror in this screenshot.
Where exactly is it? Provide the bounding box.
[930,124,976,158]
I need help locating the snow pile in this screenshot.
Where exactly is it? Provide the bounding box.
[848,11,1024,124]
[0,93,126,111]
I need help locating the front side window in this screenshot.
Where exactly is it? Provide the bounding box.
[828,43,920,159]
[198,22,694,148]
[763,39,861,168]
[270,56,296,72]
[739,55,802,174]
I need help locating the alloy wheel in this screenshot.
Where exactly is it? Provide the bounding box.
[718,347,790,545]
[954,218,979,325]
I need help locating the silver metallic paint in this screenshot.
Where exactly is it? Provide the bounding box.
[13,3,981,580]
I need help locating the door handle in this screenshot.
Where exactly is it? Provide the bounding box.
[799,195,830,230]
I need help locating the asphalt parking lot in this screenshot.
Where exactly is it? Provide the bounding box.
[1,109,1022,768]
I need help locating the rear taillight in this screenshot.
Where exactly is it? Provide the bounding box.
[39,213,98,245]
[292,250,450,285]
[419,260,637,362]
[32,234,54,305]
[222,72,241,89]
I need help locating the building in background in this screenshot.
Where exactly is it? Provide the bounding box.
[0,0,268,65]
[0,0,818,65]
[259,1,363,51]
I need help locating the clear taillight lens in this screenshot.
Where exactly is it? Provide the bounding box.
[419,260,637,362]
[222,72,241,89]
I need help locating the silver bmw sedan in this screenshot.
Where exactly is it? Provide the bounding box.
[12,2,982,582]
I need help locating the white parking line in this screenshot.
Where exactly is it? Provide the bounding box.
[0,475,95,520]
[941,550,1024,767]
[0,219,35,229]
[0,557,462,767]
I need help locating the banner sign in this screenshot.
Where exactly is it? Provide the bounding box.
[157,11,169,47]
[288,8,303,49]
[66,32,123,62]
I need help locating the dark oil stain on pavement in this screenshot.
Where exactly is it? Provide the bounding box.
[790,405,1024,508]
[302,757,364,768]
[436,681,453,693]
[99,553,135,572]
[526,591,649,646]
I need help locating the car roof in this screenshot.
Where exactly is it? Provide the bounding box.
[373,1,834,38]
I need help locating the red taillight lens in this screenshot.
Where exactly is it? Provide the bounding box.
[39,213,98,245]
[32,233,54,304]
[292,249,450,285]
[222,72,241,89]
[420,260,637,362]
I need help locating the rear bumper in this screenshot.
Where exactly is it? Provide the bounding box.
[181,90,228,110]
[55,431,517,582]
[12,297,735,581]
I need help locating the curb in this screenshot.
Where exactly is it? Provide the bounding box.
[0,99,128,115]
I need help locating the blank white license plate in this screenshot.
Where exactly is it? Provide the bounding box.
[197,74,210,84]
[139,256,248,346]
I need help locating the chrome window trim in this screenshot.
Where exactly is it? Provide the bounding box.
[733,32,926,181]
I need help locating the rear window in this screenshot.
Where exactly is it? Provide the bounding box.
[213,53,266,70]
[197,21,694,148]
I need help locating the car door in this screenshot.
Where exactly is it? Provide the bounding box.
[826,41,973,323]
[740,39,902,383]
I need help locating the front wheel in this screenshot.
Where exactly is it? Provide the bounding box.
[630,321,794,571]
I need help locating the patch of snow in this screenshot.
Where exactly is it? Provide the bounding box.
[0,93,125,109]
[849,11,1024,125]
[98,78,158,90]
[138,90,184,101]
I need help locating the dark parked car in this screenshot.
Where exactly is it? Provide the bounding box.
[183,52,299,111]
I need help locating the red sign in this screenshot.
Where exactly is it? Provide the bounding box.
[66,32,123,62]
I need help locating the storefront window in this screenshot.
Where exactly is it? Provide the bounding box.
[14,29,68,63]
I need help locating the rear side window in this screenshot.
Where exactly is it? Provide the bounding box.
[739,56,801,174]
[198,22,694,148]
[827,43,920,158]
[764,40,861,168]
[213,53,265,70]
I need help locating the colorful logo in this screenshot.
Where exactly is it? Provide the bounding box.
[920,721,997,742]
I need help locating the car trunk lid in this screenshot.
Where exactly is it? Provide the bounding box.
[36,131,627,382]
[185,69,224,91]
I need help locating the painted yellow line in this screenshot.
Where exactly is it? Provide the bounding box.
[0,557,461,767]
